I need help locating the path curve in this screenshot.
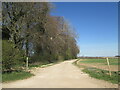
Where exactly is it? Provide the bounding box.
[2,60,118,88]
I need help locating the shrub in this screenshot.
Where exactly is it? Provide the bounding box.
[2,40,25,72]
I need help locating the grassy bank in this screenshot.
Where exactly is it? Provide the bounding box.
[82,68,119,84]
[2,71,34,83]
[73,60,120,84]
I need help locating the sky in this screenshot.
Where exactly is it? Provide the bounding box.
[51,2,118,57]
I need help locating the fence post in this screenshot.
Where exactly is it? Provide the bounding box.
[106,57,111,77]
[26,57,29,70]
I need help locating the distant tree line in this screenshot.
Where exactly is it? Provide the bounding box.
[115,55,120,57]
[78,56,118,59]
[2,2,79,72]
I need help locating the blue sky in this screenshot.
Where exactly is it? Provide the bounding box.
[51,2,118,57]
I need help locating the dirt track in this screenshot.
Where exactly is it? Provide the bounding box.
[2,60,118,88]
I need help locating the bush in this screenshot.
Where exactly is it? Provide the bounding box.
[2,40,25,72]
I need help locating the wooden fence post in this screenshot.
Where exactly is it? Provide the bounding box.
[106,57,111,77]
[26,57,28,70]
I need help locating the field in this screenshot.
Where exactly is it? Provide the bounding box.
[78,58,119,71]
[80,58,119,65]
[74,58,120,84]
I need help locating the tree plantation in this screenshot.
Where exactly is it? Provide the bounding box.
[2,2,79,72]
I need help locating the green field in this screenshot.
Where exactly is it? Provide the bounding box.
[80,58,119,65]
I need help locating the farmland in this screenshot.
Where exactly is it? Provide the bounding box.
[77,58,119,71]
[73,58,119,84]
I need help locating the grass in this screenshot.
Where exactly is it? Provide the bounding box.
[2,71,34,83]
[80,58,119,65]
[29,60,62,68]
[73,60,120,84]
[82,68,120,84]
[29,64,42,68]
[29,63,54,68]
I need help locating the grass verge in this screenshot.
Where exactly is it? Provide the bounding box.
[29,63,55,68]
[2,71,34,83]
[73,60,120,84]
[82,68,120,84]
[29,60,63,68]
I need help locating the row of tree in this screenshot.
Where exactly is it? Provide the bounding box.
[2,2,79,72]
